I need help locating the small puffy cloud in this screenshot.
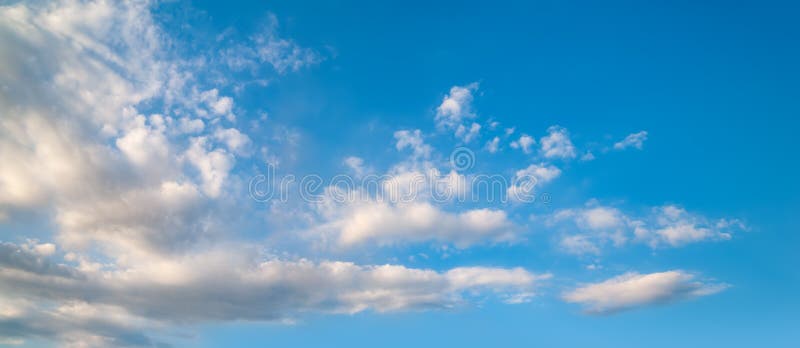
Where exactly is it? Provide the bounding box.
[214,127,252,156]
[115,114,170,169]
[185,137,235,198]
[514,163,562,184]
[178,117,205,134]
[436,83,479,128]
[563,271,728,314]
[507,163,561,202]
[550,203,744,254]
[394,129,432,159]
[456,122,481,143]
[435,83,483,142]
[580,206,625,230]
[320,200,518,248]
[634,205,739,247]
[343,156,369,177]
[560,235,601,255]
[510,134,535,154]
[485,136,500,153]
[614,131,648,150]
[199,89,235,119]
[540,126,576,159]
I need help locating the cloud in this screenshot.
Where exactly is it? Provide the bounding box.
[435,83,482,142]
[633,205,741,247]
[327,202,517,248]
[507,163,561,202]
[0,242,77,279]
[0,300,167,348]
[185,137,235,198]
[214,127,253,156]
[514,163,562,184]
[485,136,500,153]
[343,156,369,177]
[436,83,479,127]
[394,129,432,159]
[550,203,744,254]
[0,0,272,261]
[559,235,601,256]
[199,89,235,120]
[539,126,576,159]
[563,271,728,314]
[0,242,546,345]
[510,134,535,154]
[456,122,481,143]
[219,13,320,74]
[580,151,596,161]
[614,131,648,150]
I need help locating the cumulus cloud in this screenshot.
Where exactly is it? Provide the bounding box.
[550,203,744,254]
[485,136,500,153]
[343,156,369,177]
[435,83,482,142]
[394,129,432,159]
[0,242,546,345]
[559,235,601,256]
[436,83,478,127]
[315,200,518,248]
[214,127,253,156]
[510,134,535,154]
[563,271,728,314]
[633,205,741,247]
[507,163,561,202]
[614,131,648,150]
[539,126,576,159]
[456,122,481,143]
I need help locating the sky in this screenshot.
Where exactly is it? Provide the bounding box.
[0,0,798,347]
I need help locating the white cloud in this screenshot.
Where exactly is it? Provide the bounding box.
[253,14,320,74]
[199,88,235,120]
[456,122,481,143]
[614,131,648,150]
[185,137,235,198]
[485,136,500,153]
[560,235,601,255]
[436,83,479,128]
[214,127,253,156]
[394,129,432,159]
[634,205,738,247]
[580,206,625,229]
[514,163,562,184]
[315,200,518,248]
[435,83,483,142]
[539,126,576,159]
[506,163,561,202]
[115,114,171,169]
[342,156,363,175]
[0,242,546,345]
[563,271,728,314]
[510,134,535,154]
[220,13,320,75]
[550,203,744,254]
[178,117,205,134]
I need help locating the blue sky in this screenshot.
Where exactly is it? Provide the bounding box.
[0,0,798,347]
